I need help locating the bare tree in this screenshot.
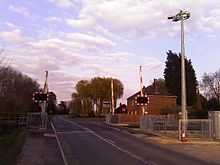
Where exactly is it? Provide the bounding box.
[201,69,220,102]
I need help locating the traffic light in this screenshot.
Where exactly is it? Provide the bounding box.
[33,92,48,102]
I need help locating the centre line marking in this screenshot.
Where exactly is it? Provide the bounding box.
[56,130,91,134]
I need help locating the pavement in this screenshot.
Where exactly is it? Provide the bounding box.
[17,124,64,165]
[51,116,216,165]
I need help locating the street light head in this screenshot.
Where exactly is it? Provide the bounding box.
[181,11,190,20]
[168,10,190,22]
[168,16,174,20]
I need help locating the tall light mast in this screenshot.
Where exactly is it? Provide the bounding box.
[168,10,190,141]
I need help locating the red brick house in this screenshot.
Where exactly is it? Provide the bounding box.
[127,79,177,115]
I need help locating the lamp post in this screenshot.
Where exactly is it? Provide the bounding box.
[168,10,190,141]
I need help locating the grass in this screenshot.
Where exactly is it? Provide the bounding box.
[0,129,26,165]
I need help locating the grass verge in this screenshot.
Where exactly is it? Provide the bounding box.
[0,129,26,165]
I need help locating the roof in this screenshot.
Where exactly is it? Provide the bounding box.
[127,81,176,100]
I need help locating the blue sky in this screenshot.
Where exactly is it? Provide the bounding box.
[0,0,220,102]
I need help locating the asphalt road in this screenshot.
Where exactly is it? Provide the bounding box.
[52,116,214,165]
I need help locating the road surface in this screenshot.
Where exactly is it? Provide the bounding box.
[52,116,214,165]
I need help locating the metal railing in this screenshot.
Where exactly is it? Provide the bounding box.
[141,115,178,129]
[179,119,212,140]
[140,115,213,140]
[0,112,48,133]
[0,113,27,134]
[27,112,48,129]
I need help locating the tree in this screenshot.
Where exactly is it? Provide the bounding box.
[58,101,69,114]
[201,70,220,102]
[75,80,92,98]
[164,50,198,106]
[147,78,169,95]
[71,77,124,115]
[75,80,93,115]
[201,69,220,110]
[69,92,81,116]
[90,77,123,114]
[47,91,57,114]
[0,66,40,113]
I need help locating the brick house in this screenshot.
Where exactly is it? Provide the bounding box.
[127,79,177,115]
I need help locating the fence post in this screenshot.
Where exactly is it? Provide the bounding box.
[178,119,181,141]
[209,119,212,138]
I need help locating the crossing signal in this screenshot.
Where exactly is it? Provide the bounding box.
[33,92,48,102]
[135,95,149,106]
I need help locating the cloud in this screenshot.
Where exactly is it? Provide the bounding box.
[5,31,117,100]
[74,0,172,38]
[45,17,62,22]
[66,17,95,29]
[64,0,220,39]
[65,32,116,48]
[48,0,76,8]
[0,29,25,43]
[9,5,30,17]
[5,29,163,101]
[5,22,19,29]
[197,9,220,33]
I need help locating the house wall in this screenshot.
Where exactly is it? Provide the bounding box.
[127,95,177,115]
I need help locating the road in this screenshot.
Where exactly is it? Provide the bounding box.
[52,116,213,165]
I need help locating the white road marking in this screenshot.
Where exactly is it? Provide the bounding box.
[51,122,69,165]
[61,117,158,165]
[109,126,121,132]
[43,133,56,137]
[56,130,91,134]
[105,138,115,144]
[104,122,121,132]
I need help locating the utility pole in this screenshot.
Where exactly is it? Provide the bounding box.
[111,78,115,115]
[168,10,190,141]
[139,66,145,115]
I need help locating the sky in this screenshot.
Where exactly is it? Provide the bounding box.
[0,0,220,102]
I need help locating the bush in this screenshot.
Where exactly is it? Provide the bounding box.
[0,129,25,165]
